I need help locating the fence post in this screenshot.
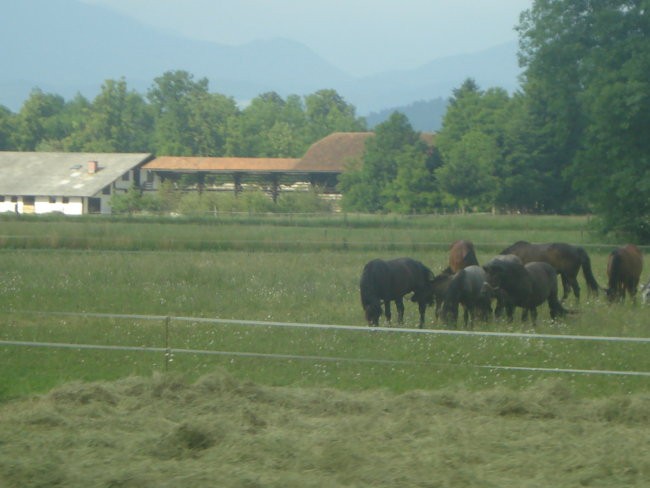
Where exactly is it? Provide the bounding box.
[164,316,171,372]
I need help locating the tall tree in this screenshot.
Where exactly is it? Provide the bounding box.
[304,89,366,142]
[73,79,152,152]
[148,70,209,155]
[518,0,650,237]
[13,89,67,150]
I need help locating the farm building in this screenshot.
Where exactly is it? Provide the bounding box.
[142,132,373,199]
[0,151,153,215]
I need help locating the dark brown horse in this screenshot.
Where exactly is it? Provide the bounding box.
[444,239,479,274]
[606,244,643,303]
[360,257,436,328]
[482,259,569,325]
[440,265,492,328]
[500,241,599,301]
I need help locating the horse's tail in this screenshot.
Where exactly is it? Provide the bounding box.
[578,247,600,295]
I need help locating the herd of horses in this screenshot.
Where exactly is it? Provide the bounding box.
[359,240,647,328]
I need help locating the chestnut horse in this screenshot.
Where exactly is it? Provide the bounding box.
[500,241,599,301]
[606,244,643,303]
[360,257,436,328]
[444,239,479,274]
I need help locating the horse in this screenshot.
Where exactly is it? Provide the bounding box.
[440,265,491,328]
[482,258,568,325]
[499,241,599,301]
[444,239,479,274]
[360,257,435,328]
[606,244,643,303]
[483,254,523,319]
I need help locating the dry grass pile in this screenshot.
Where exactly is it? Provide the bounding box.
[1,370,649,487]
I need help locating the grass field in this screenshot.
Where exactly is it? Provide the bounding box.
[1,213,649,487]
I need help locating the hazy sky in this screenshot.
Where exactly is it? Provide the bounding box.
[81,0,533,76]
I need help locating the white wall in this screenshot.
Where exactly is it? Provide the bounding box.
[0,196,84,215]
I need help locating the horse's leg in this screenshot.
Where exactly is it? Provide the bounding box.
[395,298,405,325]
[384,301,392,325]
[506,304,515,322]
[521,309,529,322]
[569,275,581,302]
[560,273,571,301]
[530,307,538,325]
[417,300,427,328]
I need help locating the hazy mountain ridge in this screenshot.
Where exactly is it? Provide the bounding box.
[0,0,521,131]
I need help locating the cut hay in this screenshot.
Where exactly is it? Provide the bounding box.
[1,371,649,487]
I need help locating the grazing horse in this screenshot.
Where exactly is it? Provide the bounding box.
[441,265,491,328]
[606,244,643,303]
[484,254,523,319]
[482,258,568,325]
[500,241,599,301]
[360,257,435,328]
[444,239,479,274]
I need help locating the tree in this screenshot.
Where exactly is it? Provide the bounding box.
[339,112,433,213]
[13,89,67,150]
[518,0,650,238]
[148,70,210,155]
[304,89,366,142]
[73,79,152,152]
[0,105,14,150]
[186,91,238,156]
[435,79,510,211]
[436,131,500,211]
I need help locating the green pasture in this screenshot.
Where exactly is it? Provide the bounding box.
[0,213,648,402]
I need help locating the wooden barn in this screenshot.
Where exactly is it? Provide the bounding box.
[142,132,373,200]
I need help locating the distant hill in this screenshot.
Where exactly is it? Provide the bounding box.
[365,98,448,132]
[0,0,522,124]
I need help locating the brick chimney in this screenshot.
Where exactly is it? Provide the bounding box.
[88,160,98,174]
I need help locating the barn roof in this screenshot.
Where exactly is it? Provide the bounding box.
[143,157,300,173]
[295,132,373,171]
[0,152,153,197]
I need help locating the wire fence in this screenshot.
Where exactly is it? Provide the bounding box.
[3,311,650,378]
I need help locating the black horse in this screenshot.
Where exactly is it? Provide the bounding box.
[500,241,599,301]
[440,265,491,328]
[482,258,568,325]
[360,257,435,328]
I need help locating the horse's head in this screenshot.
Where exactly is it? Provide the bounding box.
[363,301,382,326]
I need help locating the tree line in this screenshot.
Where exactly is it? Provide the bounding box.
[0,71,366,158]
[0,1,648,242]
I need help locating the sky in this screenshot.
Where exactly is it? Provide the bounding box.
[80,0,534,77]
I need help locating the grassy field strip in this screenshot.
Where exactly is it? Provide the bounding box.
[26,310,650,343]
[3,338,650,378]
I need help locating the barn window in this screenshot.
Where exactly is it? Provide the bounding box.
[0,196,4,202]
[49,196,57,203]
[122,172,130,181]
[63,197,69,204]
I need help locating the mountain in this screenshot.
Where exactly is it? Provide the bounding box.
[365,98,448,132]
[0,0,522,127]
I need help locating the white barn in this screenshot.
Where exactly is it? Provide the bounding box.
[0,152,153,215]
